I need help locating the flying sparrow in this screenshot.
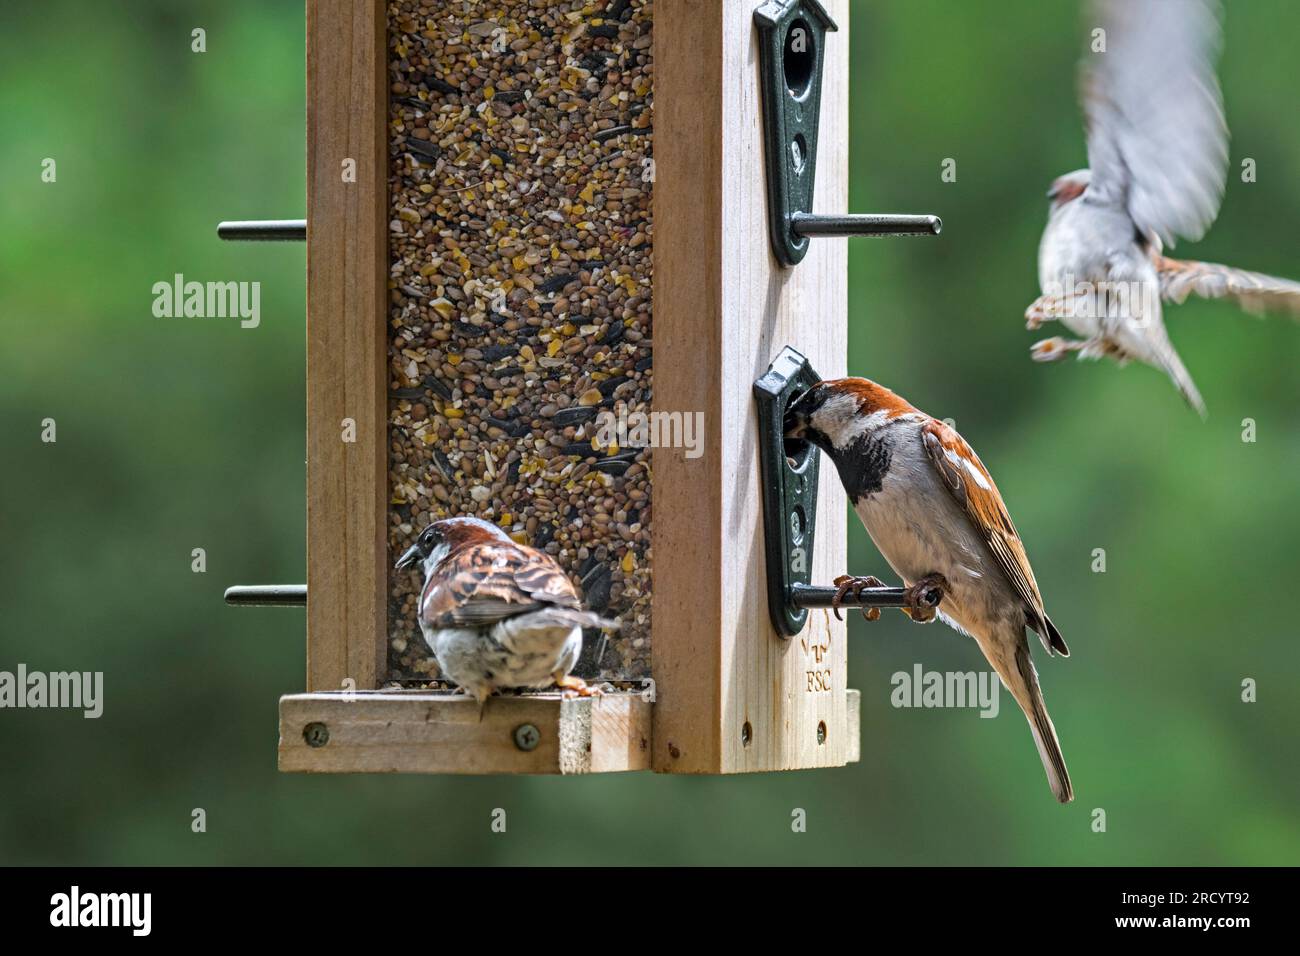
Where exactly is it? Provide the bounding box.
[1028,0,1300,416]
[786,378,1073,803]
[394,516,616,715]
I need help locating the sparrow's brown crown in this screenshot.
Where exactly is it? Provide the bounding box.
[818,377,917,418]
[430,516,510,554]
[395,515,509,572]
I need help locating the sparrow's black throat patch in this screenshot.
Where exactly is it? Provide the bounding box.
[827,432,892,504]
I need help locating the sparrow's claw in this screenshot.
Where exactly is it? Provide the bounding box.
[554,674,601,699]
[831,574,885,622]
[1030,336,1081,363]
[900,573,948,624]
[1024,295,1062,330]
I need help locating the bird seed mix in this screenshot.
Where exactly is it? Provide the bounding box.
[386,0,653,681]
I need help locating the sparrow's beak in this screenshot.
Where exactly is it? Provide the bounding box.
[394,543,423,572]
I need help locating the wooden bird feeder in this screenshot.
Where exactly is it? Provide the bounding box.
[225,0,937,776]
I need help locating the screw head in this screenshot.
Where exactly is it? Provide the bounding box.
[513,723,541,751]
[789,505,806,544]
[303,721,330,748]
[816,720,827,745]
[789,136,805,171]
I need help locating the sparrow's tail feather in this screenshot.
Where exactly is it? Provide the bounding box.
[527,606,621,631]
[1012,643,1074,804]
[1157,255,1300,317]
[1042,614,1070,657]
[1156,345,1207,419]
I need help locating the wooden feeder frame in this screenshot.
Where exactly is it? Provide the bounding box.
[275,0,859,775]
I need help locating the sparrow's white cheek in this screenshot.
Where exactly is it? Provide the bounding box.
[422,541,451,574]
[811,394,884,451]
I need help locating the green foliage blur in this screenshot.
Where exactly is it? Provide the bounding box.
[1,0,1296,865]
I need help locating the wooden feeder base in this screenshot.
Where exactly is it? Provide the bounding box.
[279,689,860,775]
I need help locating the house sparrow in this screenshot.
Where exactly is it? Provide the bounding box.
[1028,0,1300,416]
[394,516,616,714]
[786,378,1074,803]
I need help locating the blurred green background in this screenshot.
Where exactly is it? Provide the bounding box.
[1,0,1296,865]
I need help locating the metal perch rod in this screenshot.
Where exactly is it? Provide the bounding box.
[224,585,307,606]
[225,582,937,612]
[790,582,941,610]
[791,213,942,238]
[216,219,306,241]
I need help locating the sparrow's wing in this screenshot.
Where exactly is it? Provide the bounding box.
[1155,254,1300,316]
[1081,0,1227,247]
[920,420,1068,657]
[420,542,580,628]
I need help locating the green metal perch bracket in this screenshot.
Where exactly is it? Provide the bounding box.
[754,0,941,266]
[754,346,824,637]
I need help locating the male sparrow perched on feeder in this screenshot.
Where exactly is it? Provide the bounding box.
[394,516,616,714]
[786,379,1074,803]
[1028,0,1300,416]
